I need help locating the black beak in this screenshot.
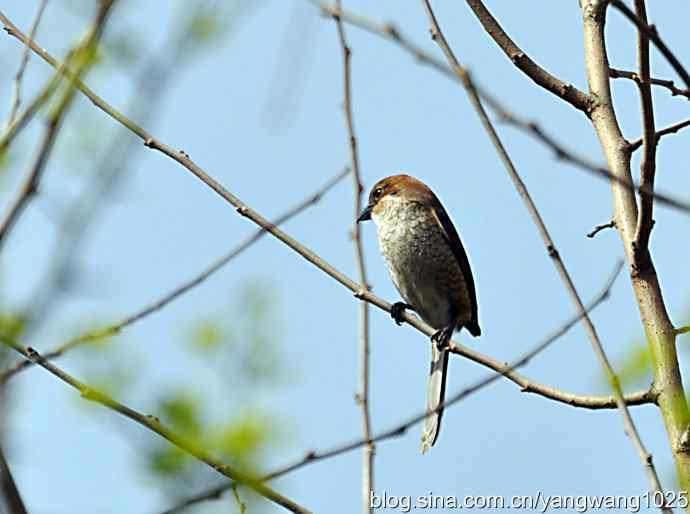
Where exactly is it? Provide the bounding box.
[357,205,373,223]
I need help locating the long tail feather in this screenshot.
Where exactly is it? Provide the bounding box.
[421,342,450,453]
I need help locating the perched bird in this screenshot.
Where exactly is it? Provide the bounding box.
[357,174,480,453]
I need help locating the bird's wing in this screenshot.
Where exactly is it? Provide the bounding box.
[430,202,481,336]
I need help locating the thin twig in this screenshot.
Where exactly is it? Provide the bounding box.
[631,0,657,271]
[587,220,616,238]
[163,263,624,514]
[0,169,349,383]
[629,117,690,152]
[610,0,690,91]
[481,94,690,214]
[610,68,690,101]
[4,0,49,129]
[332,3,373,513]
[0,337,311,514]
[0,1,117,252]
[421,0,667,505]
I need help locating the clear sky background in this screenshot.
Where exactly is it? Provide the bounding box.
[2,1,690,513]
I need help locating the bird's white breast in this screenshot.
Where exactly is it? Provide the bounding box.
[372,196,470,330]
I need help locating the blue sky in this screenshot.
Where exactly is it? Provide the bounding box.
[2,1,690,513]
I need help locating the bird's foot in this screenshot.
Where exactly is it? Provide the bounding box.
[391,302,414,326]
[431,325,454,350]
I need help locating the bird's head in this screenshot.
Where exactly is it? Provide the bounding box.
[357,174,434,223]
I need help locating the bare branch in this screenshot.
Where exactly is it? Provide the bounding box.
[610,68,690,101]
[422,0,667,503]
[0,337,311,514]
[462,0,592,114]
[587,220,616,238]
[479,92,690,215]
[332,3,373,512]
[610,0,690,91]
[0,169,349,383]
[629,118,690,152]
[4,0,49,129]
[631,0,657,271]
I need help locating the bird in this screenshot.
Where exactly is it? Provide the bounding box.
[357,174,480,453]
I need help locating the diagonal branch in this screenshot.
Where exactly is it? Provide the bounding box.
[332,3,373,513]
[0,337,311,514]
[421,0,667,504]
[0,168,349,383]
[462,0,592,114]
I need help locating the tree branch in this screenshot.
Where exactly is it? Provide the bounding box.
[4,0,49,130]
[0,337,311,514]
[631,0,657,271]
[332,3,373,513]
[462,0,592,114]
[610,68,690,101]
[610,0,690,91]
[629,117,690,152]
[582,0,684,503]
[422,0,667,504]
[587,220,616,238]
[0,168,349,383]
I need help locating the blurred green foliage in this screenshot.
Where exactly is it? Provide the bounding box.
[615,344,651,388]
[0,312,26,340]
[150,279,283,506]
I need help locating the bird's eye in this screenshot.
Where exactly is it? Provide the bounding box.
[372,187,384,200]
